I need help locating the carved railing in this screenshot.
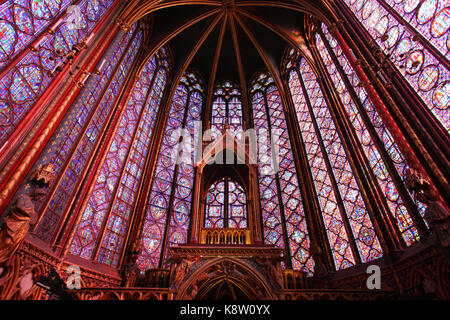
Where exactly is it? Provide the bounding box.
[68,287,172,300]
[278,289,396,300]
[283,269,307,290]
[200,228,251,245]
[132,269,170,288]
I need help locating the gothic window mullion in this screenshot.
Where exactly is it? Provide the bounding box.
[295,67,363,265]
[318,32,410,247]
[0,0,118,147]
[36,28,139,242]
[337,0,450,134]
[374,0,449,67]
[261,88,293,269]
[138,72,202,271]
[7,26,141,248]
[324,11,448,210]
[92,70,158,261]
[0,0,79,74]
[138,80,186,270]
[280,72,336,272]
[91,64,161,262]
[225,97,229,122]
[186,166,199,243]
[55,31,143,251]
[158,88,191,268]
[117,65,175,268]
[224,176,230,228]
[318,28,428,239]
[310,37,400,253]
[247,93,266,242]
[57,32,145,259]
[101,65,170,267]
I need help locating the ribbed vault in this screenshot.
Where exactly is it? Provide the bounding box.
[117,0,338,120]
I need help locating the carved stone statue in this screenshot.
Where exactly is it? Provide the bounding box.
[0,164,55,264]
[405,168,450,247]
[29,163,56,187]
[187,284,198,300]
[172,260,189,288]
[122,240,142,286]
[171,256,200,289]
[404,168,434,204]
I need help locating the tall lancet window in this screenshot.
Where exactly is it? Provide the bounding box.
[70,48,169,267]
[251,73,314,274]
[210,81,243,137]
[137,73,203,271]
[205,177,248,229]
[287,55,383,270]
[316,24,424,245]
[0,0,117,146]
[342,0,449,132]
[10,24,141,244]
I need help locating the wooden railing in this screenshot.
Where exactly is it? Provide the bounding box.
[200,228,251,245]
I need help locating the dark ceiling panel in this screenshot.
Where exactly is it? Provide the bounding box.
[142,1,306,90]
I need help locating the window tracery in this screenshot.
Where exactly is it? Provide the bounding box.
[0,0,117,145]
[137,72,203,271]
[204,177,247,229]
[342,0,449,132]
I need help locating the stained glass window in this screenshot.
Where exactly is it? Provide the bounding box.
[204,177,248,229]
[211,81,243,138]
[10,24,141,244]
[70,48,169,266]
[342,0,449,133]
[0,0,116,146]
[287,54,383,269]
[137,72,203,271]
[205,179,226,228]
[316,25,421,245]
[251,72,314,274]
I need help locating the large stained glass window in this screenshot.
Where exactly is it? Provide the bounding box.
[204,177,247,229]
[342,0,449,132]
[137,73,203,271]
[70,48,169,266]
[251,73,314,274]
[0,0,116,146]
[211,81,244,138]
[287,54,383,269]
[0,0,75,71]
[315,25,422,245]
[9,24,141,244]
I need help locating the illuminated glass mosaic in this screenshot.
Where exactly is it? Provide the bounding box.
[211,81,244,138]
[342,0,449,133]
[316,27,421,245]
[0,0,116,146]
[251,72,314,274]
[205,177,248,229]
[287,53,383,268]
[137,72,203,271]
[70,48,169,265]
[13,24,140,244]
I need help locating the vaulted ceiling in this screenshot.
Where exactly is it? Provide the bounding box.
[120,0,336,103]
